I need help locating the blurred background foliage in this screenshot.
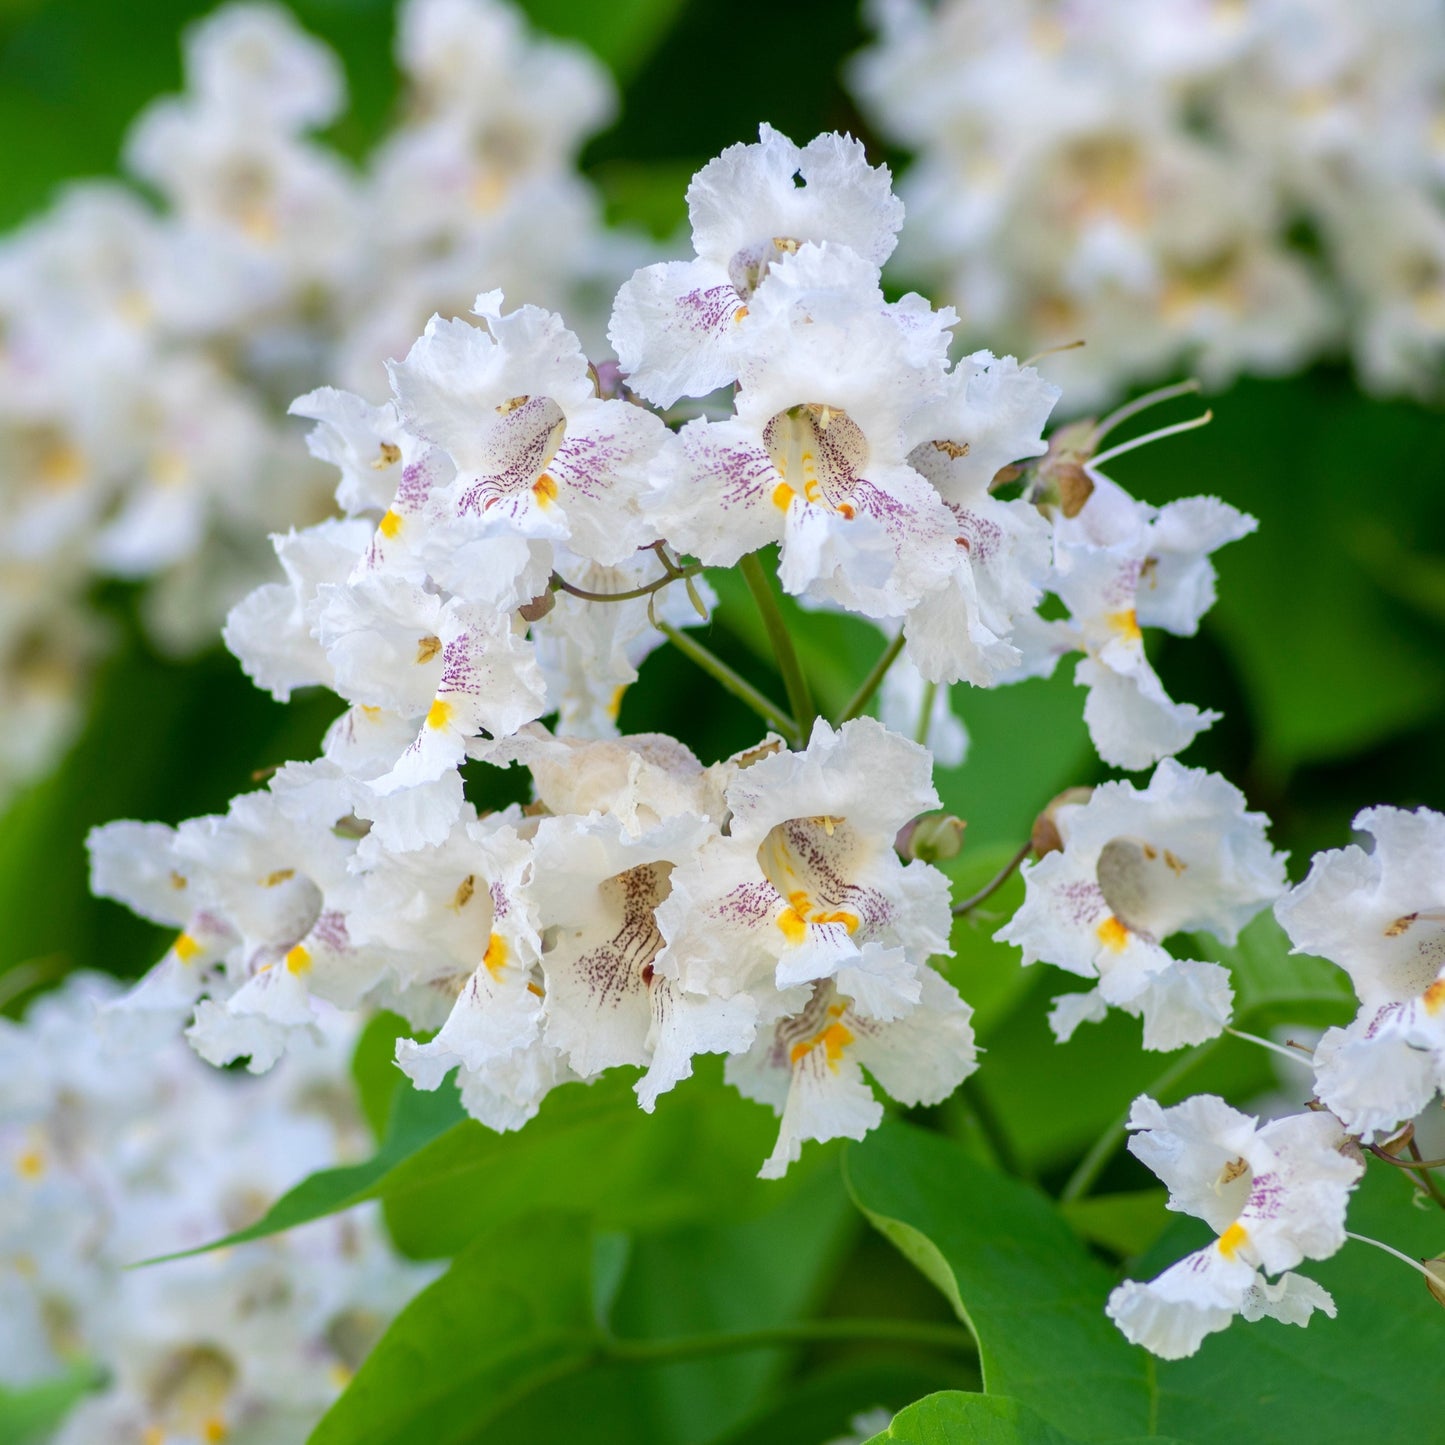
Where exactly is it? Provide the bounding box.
[1,2,1442,1439]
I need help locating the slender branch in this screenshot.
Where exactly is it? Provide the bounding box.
[552,564,703,605]
[1366,1144,1445,1172]
[600,1316,976,1366]
[1060,1040,1216,1204]
[739,552,815,742]
[1407,1139,1445,1211]
[952,839,1033,917]
[657,620,796,739]
[914,680,938,747]
[839,632,906,723]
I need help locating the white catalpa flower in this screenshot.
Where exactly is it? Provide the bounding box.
[609,124,905,407]
[657,716,952,1021]
[997,760,1287,1050]
[1277,805,1445,1138]
[728,970,977,1178]
[89,763,384,1070]
[898,352,1059,686]
[650,244,959,621]
[1023,462,1255,769]
[1107,1094,1362,1359]
[317,569,547,773]
[389,292,665,569]
[531,811,756,1108]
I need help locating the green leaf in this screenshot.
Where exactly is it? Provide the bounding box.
[863,1392,1082,1445]
[381,1061,794,1259]
[1147,1164,1445,1442]
[844,1122,1152,1441]
[0,1362,100,1445]
[350,1011,413,1143]
[310,1213,598,1445]
[1060,1190,1170,1260]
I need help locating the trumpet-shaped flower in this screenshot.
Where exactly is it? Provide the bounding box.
[1107,1094,1361,1358]
[997,760,1286,1050]
[610,124,904,407]
[1277,805,1445,1137]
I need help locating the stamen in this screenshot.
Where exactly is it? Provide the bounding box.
[1226,1026,1313,1065]
[1092,379,1201,445]
[1346,1230,1439,1281]
[1089,410,1213,471]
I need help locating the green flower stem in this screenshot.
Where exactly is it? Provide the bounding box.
[839,632,906,723]
[657,620,796,740]
[914,680,938,746]
[739,552,816,743]
[1059,1039,1218,1205]
[600,1316,976,1366]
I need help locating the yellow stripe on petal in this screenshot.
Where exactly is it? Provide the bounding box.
[483,933,508,978]
[1217,1222,1248,1259]
[378,508,403,538]
[285,946,311,975]
[777,907,808,944]
[174,932,203,963]
[426,698,453,730]
[533,473,558,506]
[1425,979,1445,1014]
[789,1020,855,1070]
[1108,609,1141,641]
[1096,916,1129,951]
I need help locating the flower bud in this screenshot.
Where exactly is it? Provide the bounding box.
[1030,786,1094,858]
[896,811,966,863]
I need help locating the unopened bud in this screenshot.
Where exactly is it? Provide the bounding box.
[519,590,556,623]
[1378,1121,1415,1157]
[897,811,966,863]
[1031,786,1094,858]
[1424,1255,1445,1310]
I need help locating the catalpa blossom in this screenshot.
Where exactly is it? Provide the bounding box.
[1016,446,1255,769]
[658,717,953,1021]
[1107,1094,1362,1359]
[731,969,977,1178]
[650,243,960,620]
[610,123,905,407]
[88,762,384,1070]
[1277,805,1445,1138]
[897,352,1059,686]
[997,760,1287,1050]
[389,292,665,569]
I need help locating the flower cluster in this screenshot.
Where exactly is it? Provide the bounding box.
[851,0,1445,408]
[0,0,629,806]
[90,124,1255,1182]
[0,974,426,1441]
[84,119,1437,1366]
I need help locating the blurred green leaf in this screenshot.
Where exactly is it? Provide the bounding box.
[845,1122,1152,1441]
[0,1363,100,1445]
[311,1213,597,1445]
[863,1392,1083,1444]
[1189,911,1355,1031]
[519,0,688,80]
